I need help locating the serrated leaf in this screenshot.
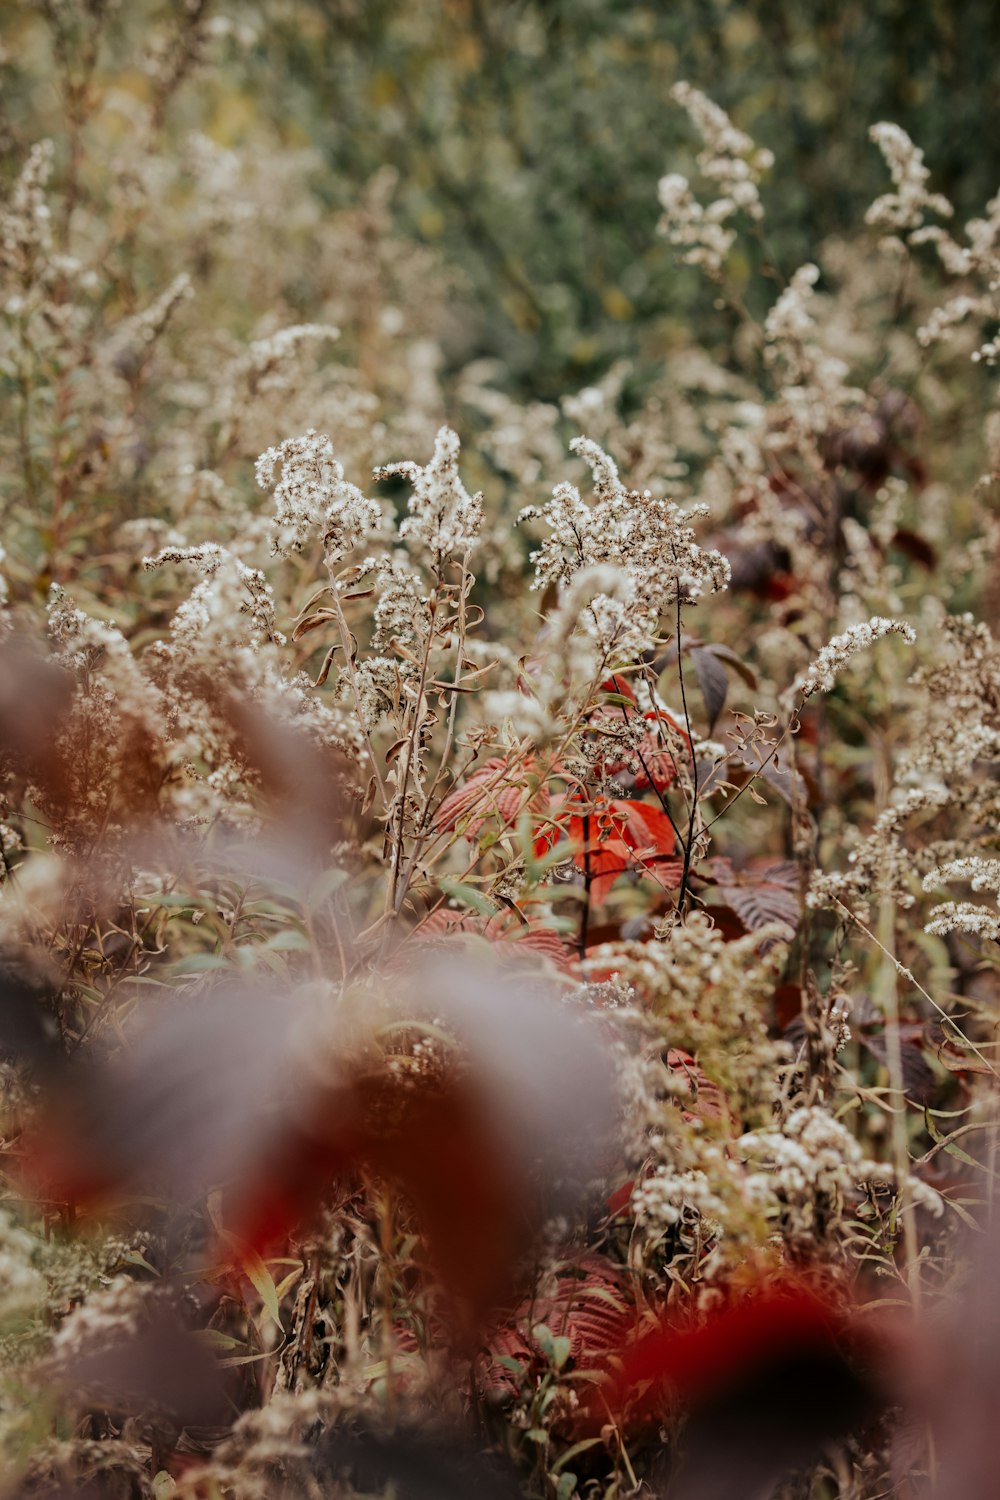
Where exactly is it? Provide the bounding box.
[720,874,799,936]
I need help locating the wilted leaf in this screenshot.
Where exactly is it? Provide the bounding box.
[689,646,729,730]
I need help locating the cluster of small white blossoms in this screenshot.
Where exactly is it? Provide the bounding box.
[925,901,1000,941]
[0,1209,44,1322]
[917,292,995,351]
[458,365,564,492]
[225,322,341,404]
[487,561,652,739]
[520,437,730,643]
[145,544,285,651]
[806,785,951,919]
[796,616,916,697]
[48,1275,148,1372]
[548,561,648,665]
[865,123,953,237]
[110,273,193,362]
[375,425,484,567]
[762,263,863,435]
[370,555,431,650]
[922,857,1000,941]
[346,654,406,733]
[256,429,382,563]
[658,84,773,275]
[737,1106,885,1197]
[587,916,788,1119]
[0,139,54,284]
[632,1165,728,1234]
[738,1107,944,1226]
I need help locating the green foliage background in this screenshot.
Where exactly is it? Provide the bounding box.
[6,0,1000,399]
[260,0,1000,393]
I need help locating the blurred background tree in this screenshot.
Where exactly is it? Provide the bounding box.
[255,0,1000,395]
[4,0,1000,402]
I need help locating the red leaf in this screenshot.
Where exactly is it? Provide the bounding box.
[590,707,691,792]
[408,907,576,975]
[716,859,800,941]
[633,710,692,793]
[606,1178,635,1217]
[665,1048,734,1130]
[477,1255,633,1410]
[567,797,683,904]
[435,757,549,838]
[591,1283,879,1442]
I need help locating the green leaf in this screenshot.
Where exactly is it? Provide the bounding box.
[264,927,311,951]
[307,866,349,910]
[437,879,500,918]
[551,1439,601,1474]
[196,1328,245,1352]
[551,1335,572,1369]
[170,953,231,975]
[237,1247,283,1330]
[532,1322,572,1369]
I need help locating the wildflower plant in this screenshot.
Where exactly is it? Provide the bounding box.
[0,10,998,1500]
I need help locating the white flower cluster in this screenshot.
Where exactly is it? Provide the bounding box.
[375,425,483,566]
[921,854,1000,939]
[371,555,431,649]
[233,322,340,392]
[658,84,773,274]
[866,123,953,235]
[671,83,773,214]
[0,139,54,282]
[49,1275,147,1369]
[797,616,915,697]
[0,1209,44,1323]
[806,785,950,918]
[765,263,822,349]
[587,915,788,1119]
[256,429,382,563]
[762,263,863,433]
[917,292,994,350]
[545,561,645,666]
[147,543,285,651]
[908,185,1000,359]
[631,1165,727,1232]
[346,654,406,732]
[924,856,1000,894]
[737,1106,889,1208]
[924,901,1000,941]
[117,273,193,353]
[520,437,729,643]
[657,173,737,276]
